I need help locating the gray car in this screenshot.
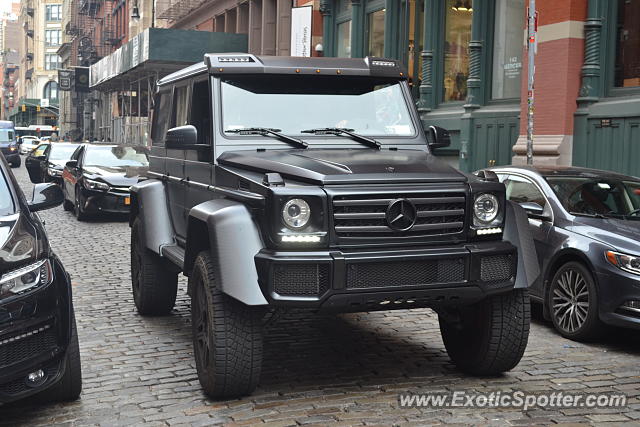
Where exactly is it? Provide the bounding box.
[487,165,640,341]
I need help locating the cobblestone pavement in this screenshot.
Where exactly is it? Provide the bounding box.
[1,161,640,426]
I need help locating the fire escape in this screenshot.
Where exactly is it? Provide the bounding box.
[66,0,117,67]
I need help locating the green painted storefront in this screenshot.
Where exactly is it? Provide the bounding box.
[319,0,525,172]
[574,0,640,178]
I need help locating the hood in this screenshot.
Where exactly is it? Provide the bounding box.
[217,149,467,185]
[83,165,148,186]
[0,212,40,273]
[571,216,640,255]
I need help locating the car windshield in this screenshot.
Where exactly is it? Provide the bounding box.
[49,144,77,161]
[546,176,640,218]
[220,75,416,138]
[84,146,149,167]
[0,167,15,216]
[0,130,15,143]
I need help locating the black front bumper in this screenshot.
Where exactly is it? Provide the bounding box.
[0,257,73,404]
[255,241,517,312]
[81,187,131,214]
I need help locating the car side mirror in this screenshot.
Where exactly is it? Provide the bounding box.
[166,125,198,149]
[28,183,64,212]
[65,159,78,168]
[520,201,551,221]
[426,125,451,150]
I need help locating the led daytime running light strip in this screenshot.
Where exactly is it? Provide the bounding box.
[0,324,51,347]
[476,227,502,235]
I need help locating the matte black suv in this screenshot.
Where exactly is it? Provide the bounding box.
[130,54,537,399]
[0,157,82,404]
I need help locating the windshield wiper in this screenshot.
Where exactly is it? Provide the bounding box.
[570,212,607,219]
[225,127,308,149]
[301,128,381,150]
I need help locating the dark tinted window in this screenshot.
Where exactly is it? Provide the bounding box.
[546,176,640,217]
[0,167,15,216]
[151,89,172,146]
[190,79,212,146]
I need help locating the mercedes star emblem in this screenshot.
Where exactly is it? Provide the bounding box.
[385,199,417,231]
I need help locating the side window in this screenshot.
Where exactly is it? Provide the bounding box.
[503,175,547,209]
[171,84,189,128]
[33,144,49,157]
[190,79,212,146]
[151,89,171,146]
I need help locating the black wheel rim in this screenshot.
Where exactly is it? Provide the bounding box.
[193,278,211,378]
[552,268,589,333]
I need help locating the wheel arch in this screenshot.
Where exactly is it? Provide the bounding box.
[542,248,599,320]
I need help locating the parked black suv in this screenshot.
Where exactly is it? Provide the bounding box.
[130,55,537,399]
[0,157,82,404]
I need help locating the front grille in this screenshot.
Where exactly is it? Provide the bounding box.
[332,192,466,241]
[480,255,515,285]
[273,264,330,297]
[0,324,57,369]
[346,257,465,289]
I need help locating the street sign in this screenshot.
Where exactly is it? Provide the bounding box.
[74,66,90,92]
[58,69,73,91]
[41,98,49,108]
[290,6,313,57]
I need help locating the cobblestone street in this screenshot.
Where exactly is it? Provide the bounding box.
[1,162,639,426]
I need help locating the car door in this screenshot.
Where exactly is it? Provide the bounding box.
[25,143,50,183]
[63,145,84,202]
[498,173,554,297]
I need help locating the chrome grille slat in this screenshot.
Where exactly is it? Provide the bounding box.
[332,191,466,241]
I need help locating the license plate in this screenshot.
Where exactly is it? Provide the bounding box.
[124,197,131,205]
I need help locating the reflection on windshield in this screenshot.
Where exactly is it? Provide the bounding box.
[546,176,640,218]
[221,76,415,138]
[84,146,149,168]
[49,145,77,161]
[0,130,14,143]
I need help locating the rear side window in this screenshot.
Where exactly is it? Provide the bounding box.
[151,89,172,146]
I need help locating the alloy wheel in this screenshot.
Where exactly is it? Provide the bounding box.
[552,268,590,333]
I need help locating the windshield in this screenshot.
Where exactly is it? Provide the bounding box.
[546,176,640,218]
[49,144,77,161]
[84,146,149,168]
[221,76,416,138]
[0,168,15,216]
[0,130,15,143]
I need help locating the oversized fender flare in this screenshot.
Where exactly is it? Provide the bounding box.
[503,201,540,288]
[129,179,175,255]
[186,199,268,306]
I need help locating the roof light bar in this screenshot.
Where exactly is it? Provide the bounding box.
[218,57,253,63]
[371,60,396,67]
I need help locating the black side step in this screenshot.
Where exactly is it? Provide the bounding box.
[161,245,185,270]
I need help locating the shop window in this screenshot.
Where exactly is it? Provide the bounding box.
[337,21,352,57]
[492,0,524,99]
[443,0,472,102]
[367,9,385,57]
[614,0,640,87]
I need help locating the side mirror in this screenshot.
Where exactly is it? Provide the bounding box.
[426,125,451,150]
[28,183,64,212]
[519,201,551,221]
[166,125,198,149]
[65,159,78,169]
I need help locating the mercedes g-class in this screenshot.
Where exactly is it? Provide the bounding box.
[130,54,536,399]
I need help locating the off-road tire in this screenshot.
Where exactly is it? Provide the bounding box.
[130,217,178,315]
[190,251,263,399]
[40,310,82,401]
[547,261,604,341]
[9,157,20,168]
[439,289,530,375]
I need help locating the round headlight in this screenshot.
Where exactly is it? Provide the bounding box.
[474,193,499,223]
[282,198,311,229]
